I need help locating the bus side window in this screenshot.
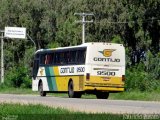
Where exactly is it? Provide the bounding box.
[60,52,68,65]
[54,51,69,65]
[45,55,48,64]
[70,51,76,64]
[62,51,70,64]
[65,51,71,63]
[45,53,54,65]
[49,53,54,65]
[54,52,60,65]
[77,50,86,64]
[40,54,45,65]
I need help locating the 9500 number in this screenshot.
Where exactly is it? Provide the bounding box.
[97,71,115,76]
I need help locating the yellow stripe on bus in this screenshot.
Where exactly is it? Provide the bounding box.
[53,67,81,91]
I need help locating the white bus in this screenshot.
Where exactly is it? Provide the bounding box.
[32,42,125,99]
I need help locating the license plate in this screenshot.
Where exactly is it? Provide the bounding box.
[102,77,111,81]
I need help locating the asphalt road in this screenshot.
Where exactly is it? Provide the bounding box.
[0,94,160,114]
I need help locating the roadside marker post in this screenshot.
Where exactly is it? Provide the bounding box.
[0,27,35,84]
[0,30,4,83]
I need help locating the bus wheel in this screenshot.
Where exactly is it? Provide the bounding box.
[39,82,46,97]
[68,81,82,98]
[96,92,109,99]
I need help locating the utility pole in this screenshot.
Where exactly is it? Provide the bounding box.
[0,30,4,83]
[74,13,94,44]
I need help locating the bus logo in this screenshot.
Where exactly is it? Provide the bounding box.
[40,69,44,76]
[99,49,115,57]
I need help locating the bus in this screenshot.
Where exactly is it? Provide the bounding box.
[32,42,125,99]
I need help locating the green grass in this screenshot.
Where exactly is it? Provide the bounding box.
[0,103,124,120]
[109,90,160,101]
[0,87,36,94]
[0,86,160,101]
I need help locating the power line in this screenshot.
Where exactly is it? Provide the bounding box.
[95,17,160,24]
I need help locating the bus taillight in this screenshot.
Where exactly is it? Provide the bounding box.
[86,73,90,81]
[122,75,125,82]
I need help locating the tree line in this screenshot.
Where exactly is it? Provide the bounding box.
[0,0,159,91]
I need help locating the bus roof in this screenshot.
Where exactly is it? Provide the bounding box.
[35,42,124,54]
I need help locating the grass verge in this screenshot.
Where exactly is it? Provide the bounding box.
[109,90,160,101]
[0,103,124,120]
[0,87,36,94]
[0,87,160,101]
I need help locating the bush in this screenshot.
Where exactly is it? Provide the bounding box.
[4,64,31,88]
[125,50,160,92]
[126,69,160,91]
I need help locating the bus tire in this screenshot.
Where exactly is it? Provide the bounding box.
[96,92,109,99]
[68,81,82,98]
[39,81,46,97]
